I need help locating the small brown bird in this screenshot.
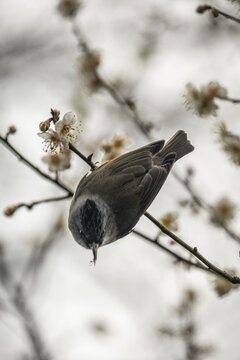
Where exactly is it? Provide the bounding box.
[68,130,194,263]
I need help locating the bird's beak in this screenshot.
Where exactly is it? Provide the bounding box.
[92,242,99,266]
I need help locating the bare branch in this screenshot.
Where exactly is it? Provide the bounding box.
[4,195,71,216]
[196,5,240,24]
[144,212,240,285]
[69,142,96,169]
[132,229,210,273]
[0,134,73,196]
[217,95,240,104]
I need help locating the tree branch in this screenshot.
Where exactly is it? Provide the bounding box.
[69,142,96,169]
[4,195,71,216]
[0,134,73,196]
[71,20,152,140]
[144,212,240,284]
[217,95,240,104]
[132,229,210,273]
[196,5,240,24]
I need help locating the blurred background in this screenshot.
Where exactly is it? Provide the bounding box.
[1,0,240,359]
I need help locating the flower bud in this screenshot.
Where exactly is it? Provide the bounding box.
[8,125,17,134]
[39,119,51,132]
[196,5,211,14]
[4,205,19,217]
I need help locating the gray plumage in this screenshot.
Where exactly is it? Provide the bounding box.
[68,130,194,257]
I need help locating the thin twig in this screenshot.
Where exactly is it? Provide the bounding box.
[0,134,73,196]
[196,5,240,25]
[99,77,152,139]
[5,195,71,215]
[217,95,240,104]
[144,212,240,284]
[132,229,210,273]
[69,142,96,169]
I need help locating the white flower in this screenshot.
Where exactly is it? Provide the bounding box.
[38,129,62,152]
[184,82,227,117]
[42,149,71,172]
[55,112,79,148]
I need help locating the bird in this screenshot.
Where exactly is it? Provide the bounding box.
[68,130,194,264]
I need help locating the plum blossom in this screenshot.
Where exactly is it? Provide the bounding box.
[184,82,227,117]
[55,112,80,148]
[38,129,62,152]
[38,111,80,152]
[42,149,71,172]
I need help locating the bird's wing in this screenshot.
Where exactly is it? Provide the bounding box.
[74,140,165,198]
[105,140,165,174]
[136,152,176,214]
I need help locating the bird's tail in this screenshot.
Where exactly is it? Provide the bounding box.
[155,130,194,163]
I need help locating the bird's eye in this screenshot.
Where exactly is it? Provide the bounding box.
[79,230,84,237]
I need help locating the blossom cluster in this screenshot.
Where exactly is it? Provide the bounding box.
[184,82,227,117]
[38,110,81,172]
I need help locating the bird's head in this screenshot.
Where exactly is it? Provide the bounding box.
[68,195,115,264]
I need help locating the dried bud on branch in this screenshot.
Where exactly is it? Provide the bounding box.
[196,5,211,14]
[57,0,82,18]
[7,125,17,135]
[4,205,20,217]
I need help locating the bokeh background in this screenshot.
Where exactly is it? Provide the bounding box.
[1,0,240,359]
